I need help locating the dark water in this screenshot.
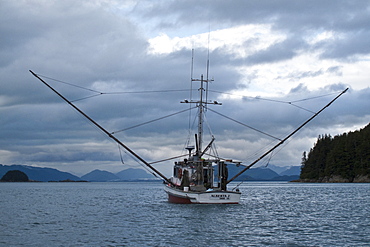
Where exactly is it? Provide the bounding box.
[0,182,369,246]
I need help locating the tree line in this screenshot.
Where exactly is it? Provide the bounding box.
[300,123,370,182]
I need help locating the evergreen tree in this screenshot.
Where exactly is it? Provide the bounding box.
[300,123,370,182]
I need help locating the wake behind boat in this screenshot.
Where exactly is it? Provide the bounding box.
[29,69,347,204]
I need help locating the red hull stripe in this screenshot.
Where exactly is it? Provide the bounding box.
[168,193,192,204]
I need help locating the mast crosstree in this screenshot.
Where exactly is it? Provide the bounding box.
[181,74,220,155]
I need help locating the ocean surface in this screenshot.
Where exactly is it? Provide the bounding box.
[0,181,369,247]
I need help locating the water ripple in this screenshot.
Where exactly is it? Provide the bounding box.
[0,182,369,246]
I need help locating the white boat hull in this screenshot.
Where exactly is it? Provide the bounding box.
[164,184,241,204]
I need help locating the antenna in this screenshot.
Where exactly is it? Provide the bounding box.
[191,48,194,95]
[206,26,210,81]
[205,27,211,111]
[188,48,194,134]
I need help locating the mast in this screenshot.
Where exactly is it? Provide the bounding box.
[29,70,175,186]
[185,75,217,155]
[198,75,204,153]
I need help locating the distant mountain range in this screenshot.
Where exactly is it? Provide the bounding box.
[81,168,154,182]
[0,164,156,182]
[0,164,81,182]
[0,164,300,182]
[216,164,300,181]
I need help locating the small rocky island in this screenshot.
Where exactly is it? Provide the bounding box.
[1,170,29,182]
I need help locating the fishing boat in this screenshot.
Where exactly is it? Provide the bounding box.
[164,74,242,204]
[29,70,347,204]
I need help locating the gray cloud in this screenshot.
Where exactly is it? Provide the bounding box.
[139,0,370,61]
[275,66,343,81]
[0,1,369,175]
[246,36,306,64]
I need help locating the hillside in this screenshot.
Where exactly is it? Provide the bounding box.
[115,168,154,181]
[299,123,370,182]
[216,165,300,181]
[1,170,29,182]
[280,166,301,176]
[0,164,81,182]
[79,168,155,181]
[81,169,120,182]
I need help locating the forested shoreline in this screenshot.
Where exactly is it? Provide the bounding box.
[298,123,370,182]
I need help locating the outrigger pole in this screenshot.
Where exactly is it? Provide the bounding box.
[29,70,174,186]
[227,87,349,184]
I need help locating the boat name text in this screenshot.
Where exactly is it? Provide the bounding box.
[210,194,230,200]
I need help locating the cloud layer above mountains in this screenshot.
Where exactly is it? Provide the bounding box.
[1,0,369,175]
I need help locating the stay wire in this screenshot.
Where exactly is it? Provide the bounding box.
[232,151,274,191]
[111,107,197,134]
[37,73,192,96]
[207,108,281,141]
[125,149,159,179]
[182,108,199,155]
[115,143,159,178]
[71,93,103,102]
[37,74,101,93]
[288,103,316,114]
[290,92,339,103]
[118,144,125,165]
[209,89,342,113]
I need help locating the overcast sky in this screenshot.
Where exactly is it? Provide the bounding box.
[1,0,369,176]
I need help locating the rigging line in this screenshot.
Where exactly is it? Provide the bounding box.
[37,74,102,94]
[183,106,199,153]
[37,74,193,95]
[227,87,349,184]
[148,153,190,165]
[209,90,288,104]
[245,120,301,165]
[290,91,340,103]
[111,107,197,134]
[232,175,246,191]
[209,89,343,105]
[30,70,172,185]
[71,93,103,102]
[265,151,273,167]
[103,89,192,94]
[205,153,236,163]
[188,107,199,133]
[232,153,274,190]
[115,142,159,177]
[212,136,220,158]
[269,136,293,158]
[118,144,125,165]
[202,114,215,138]
[246,141,289,165]
[184,108,200,150]
[207,108,282,141]
[210,144,219,160]
[182,108,198,151]
[288,102,316,114]
[122,148,159,178]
